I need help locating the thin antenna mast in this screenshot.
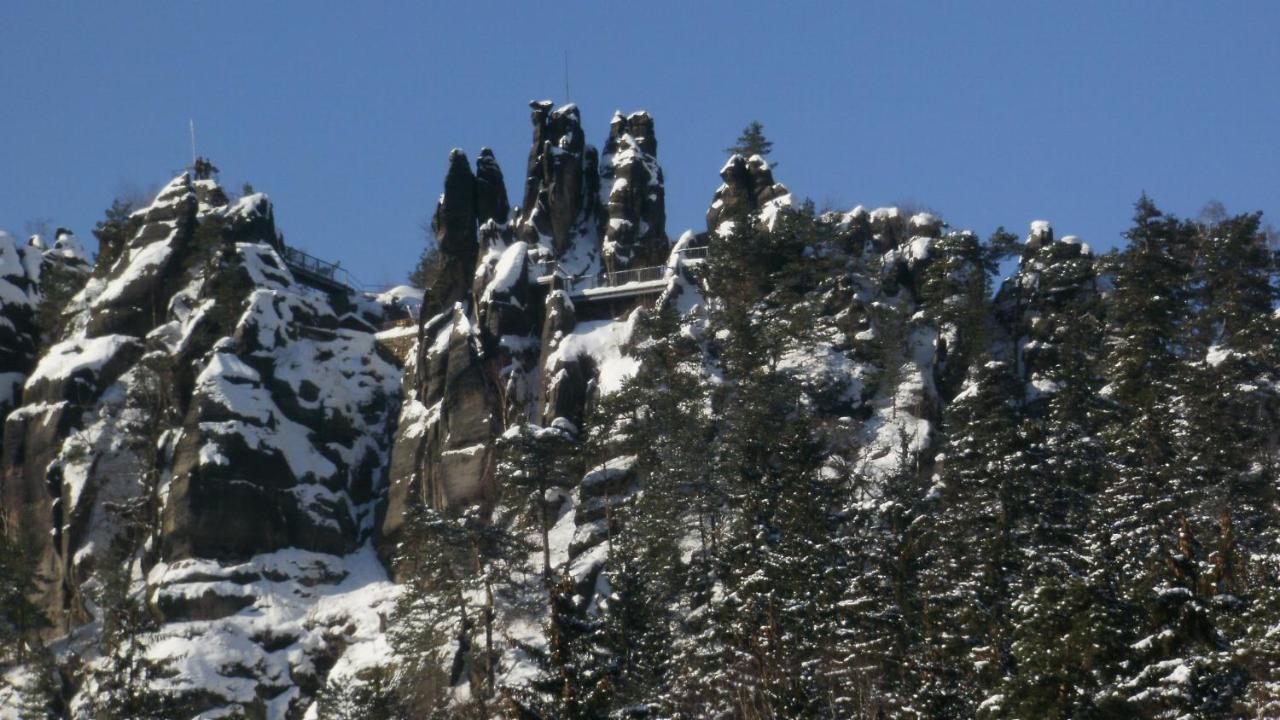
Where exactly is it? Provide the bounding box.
[563,50,570,103]
[189,119,197,164]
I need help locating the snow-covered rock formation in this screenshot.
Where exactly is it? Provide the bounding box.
[0,229,90,429]
[2,174,402,717]
[382,102,672,559]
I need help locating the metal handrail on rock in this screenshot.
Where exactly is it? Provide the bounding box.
[674,245,709,260]
[572,265,668,293]
[281,246,354,289]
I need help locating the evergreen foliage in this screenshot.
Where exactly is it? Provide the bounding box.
[725,121,774,159]
[0,533,50,664]
[91,197,140,276]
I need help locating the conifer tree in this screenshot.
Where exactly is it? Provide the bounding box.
[90,197,140,276]
[1181,209,1280,712]
[1085,197,1233,715]
[915,230,998,399]
[389,505,485,717]
[84,536,175,719]
[0,533,50,664]
[834,435,928,718]
[725,121,773,159]
[996,235,1111,717]
[910,359,1024,717]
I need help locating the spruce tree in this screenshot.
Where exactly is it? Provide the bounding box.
[910,359,1024,717]
[90,197,140,276]
[1181,209,1280,712]
[389,504,484,717]
[84,537,175,719]
[834,435,928,718]
[996,235,1111,717]
[0,533,50,664]
[1085,197,1230,716]
[725,121,773,159]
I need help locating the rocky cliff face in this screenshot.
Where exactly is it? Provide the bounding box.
[371,102,1020,705]
[601,111,667,272]
[2,174,402,718]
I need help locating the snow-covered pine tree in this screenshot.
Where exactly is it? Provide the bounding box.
[995,232,1111,717]
[834,432,930,718]
[1085,197,1235,716]
[0,532,49,665]
[1182,209,1280,713]
[581,302,713,713]
[389,504,495,718]
[497,421,576,583]
[83,532,177,719]
[506,570,614,719]
[910,358,1024,718]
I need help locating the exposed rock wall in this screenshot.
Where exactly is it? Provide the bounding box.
[0,229,94,444]
[705,153,789,235]
[2,173,404,717]
[385,102,673,557]
[0,233,45,426]
[600,111,668,272]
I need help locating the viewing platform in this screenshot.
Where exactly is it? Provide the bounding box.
[533,245,707,303]
[281,245,354,293]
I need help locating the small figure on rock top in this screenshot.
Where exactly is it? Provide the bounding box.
[192,156,219,180]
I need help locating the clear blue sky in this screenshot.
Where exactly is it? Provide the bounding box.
[3,2,1277,287]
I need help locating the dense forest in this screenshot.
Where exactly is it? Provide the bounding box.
[361,197,1280,718]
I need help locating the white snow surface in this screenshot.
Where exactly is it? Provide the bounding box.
[547,315,640,396]
[26,334,137,387]
[135,545,398,719]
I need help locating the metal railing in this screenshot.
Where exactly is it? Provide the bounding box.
[281,246,354,288]
[571,265,668,293]
[674,245,709,261]
[532,258,557,278]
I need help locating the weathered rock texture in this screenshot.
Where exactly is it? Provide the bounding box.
[383,102,675,560]
[600,111,668,273]
[0,229,95,436]
[705,153,789,235]
[2,173,403,717]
